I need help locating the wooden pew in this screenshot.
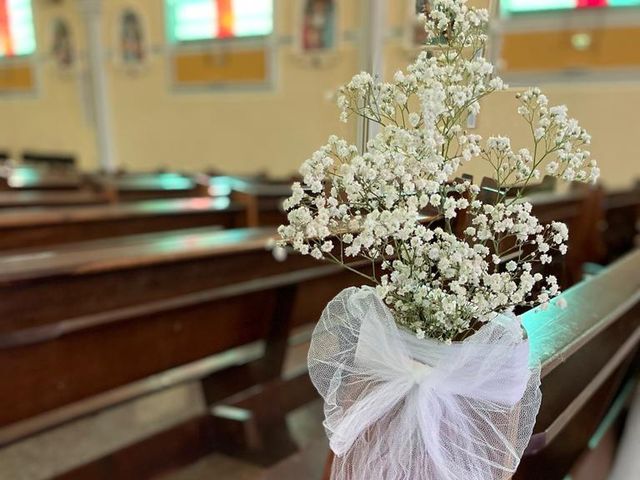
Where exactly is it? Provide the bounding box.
[321,249,640,480]
[0,226,371,477]
[515,249,640,479]
[0,182,618,476]
[0,227,291,332]
[0,190,109,209]
[206,175,263,198]
[92,172,210,201]
[230,179,292,227]
[0,165,85,191]
[0,197,244,250]
[22,152,77,169]
[601,185,640,263]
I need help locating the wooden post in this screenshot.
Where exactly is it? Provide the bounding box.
[205,284,303,464]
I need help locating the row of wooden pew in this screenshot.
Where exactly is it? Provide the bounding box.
[0,174,638,479]
[0,168,295,250]
[0,165,292,226]
[0,152,77,168]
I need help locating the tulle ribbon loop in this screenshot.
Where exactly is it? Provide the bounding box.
[308,286,542,480]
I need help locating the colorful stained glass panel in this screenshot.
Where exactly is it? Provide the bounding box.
[166,0,273,43]
[0,0,36,57]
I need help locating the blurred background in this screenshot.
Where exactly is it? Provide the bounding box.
[0,0,637,184]
[0,1,639,480]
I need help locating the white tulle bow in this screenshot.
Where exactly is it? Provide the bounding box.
[308,287,541,480]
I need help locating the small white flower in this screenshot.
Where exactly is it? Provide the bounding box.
[321,241,334,253]
[276,3,596,341]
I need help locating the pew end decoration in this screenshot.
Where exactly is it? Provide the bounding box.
[277,1,599,479]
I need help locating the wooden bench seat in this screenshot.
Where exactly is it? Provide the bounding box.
[0,197,245,250]
[515,248,640,479]
[22,152,76,169]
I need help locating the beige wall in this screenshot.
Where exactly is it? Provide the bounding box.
[0,1,95,168]
[384,0,640,189]
[0,0,637,187]
[0,0,360,173]
[470,84,640,189]
[104,0,359,174]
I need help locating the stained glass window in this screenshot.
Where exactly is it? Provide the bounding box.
[166,0,273,43]
[0,0,36,57]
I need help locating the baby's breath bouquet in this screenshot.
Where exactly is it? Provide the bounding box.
[278,2,599,479]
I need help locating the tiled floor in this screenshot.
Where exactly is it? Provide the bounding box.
[0,383,205,480]
[0,383,328,480]
[0,331,323,480]
[162,401,328,480]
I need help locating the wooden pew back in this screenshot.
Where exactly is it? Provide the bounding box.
[229,179,291,227]
[0,165,84,191]
[0,197,244,250]
[602,186,640,262]
[0,226,365,443]
[91,172,209,201]
[515,249,640,479]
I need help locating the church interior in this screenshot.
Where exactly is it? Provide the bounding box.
[0,0,639,479]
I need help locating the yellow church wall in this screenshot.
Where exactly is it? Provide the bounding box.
[0,1,97,169]
[103,0,359,175]
[467,84,640,190]
[383,0,640,189]
[0,0,637,188]
[0,0,360,173]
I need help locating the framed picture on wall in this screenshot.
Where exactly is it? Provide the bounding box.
[51,18,74,70]
[292,0,340,69]
[300,0,337,53]
[404,0,448,52]
[114,7,148,72]
[121,9,145,65]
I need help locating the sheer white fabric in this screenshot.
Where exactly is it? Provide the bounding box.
[308,287,541,480]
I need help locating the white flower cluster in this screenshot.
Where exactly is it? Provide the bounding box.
[278,0,598,341]
[516,89,599,183]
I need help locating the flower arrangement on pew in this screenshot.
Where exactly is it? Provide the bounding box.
[277,1,599,479]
